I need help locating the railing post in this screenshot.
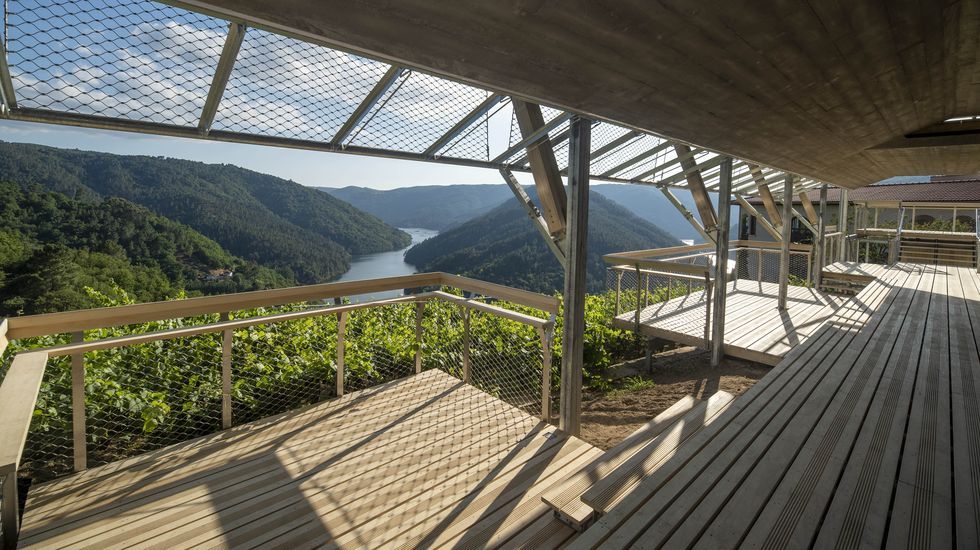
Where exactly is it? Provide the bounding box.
[336,311,347,397]
[220,313,232,429]
[537,320,554,422]
[71,331,86,472]
[703,274,712,344]
[644,273,650,308]
[2,471,19,550]
[634,265,642,329]
[462,308,471,384]
[756,249,763,283]
[615,270,622,315]
[414,302,424,374]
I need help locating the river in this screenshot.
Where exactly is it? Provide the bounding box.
[335,227,438,300]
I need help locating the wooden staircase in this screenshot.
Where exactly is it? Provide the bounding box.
[898,235,977,267]
[819,270,874,296]
[541,391,735,532]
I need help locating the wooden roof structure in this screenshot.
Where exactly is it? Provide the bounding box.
[0,0,831,199]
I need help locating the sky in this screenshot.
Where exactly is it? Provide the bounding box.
[0,119,523,190]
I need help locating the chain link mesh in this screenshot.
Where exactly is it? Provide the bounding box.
[231,314,338,424]
[733,248,812,286]
[7,0,226,125]
[467,309,544,417]
[348,70,491,154]
[1,297,550,495]
[213,28,391,141]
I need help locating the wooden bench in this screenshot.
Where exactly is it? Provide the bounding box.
[541,391,734,531]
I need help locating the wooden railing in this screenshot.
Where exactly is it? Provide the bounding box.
[0,273,557,548]
[603,241,814,339]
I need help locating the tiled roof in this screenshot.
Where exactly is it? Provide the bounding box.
[747,176,980,204]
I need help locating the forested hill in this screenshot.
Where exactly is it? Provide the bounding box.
[404,191,680,293]
[322,183,711,241]
[0,141,411,284]
[0,182,289,315]
[320,184,513,231]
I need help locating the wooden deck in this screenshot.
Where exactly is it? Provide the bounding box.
[613,280,850,365]
[16,369,602,549]
[574,263,980,548]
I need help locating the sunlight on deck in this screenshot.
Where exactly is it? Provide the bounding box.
[17,370,600,549]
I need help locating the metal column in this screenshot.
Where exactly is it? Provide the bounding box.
[815,185,828,287]
[838,188,849,262]
[710,157,733,367]
[559,115,590,437]
[778,174,793,309]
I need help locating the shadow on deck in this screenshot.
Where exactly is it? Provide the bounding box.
[17,370,600,549]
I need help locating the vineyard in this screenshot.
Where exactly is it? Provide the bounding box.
[0,285,641,483]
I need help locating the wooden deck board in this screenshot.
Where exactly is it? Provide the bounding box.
[18,369,600,550]
[574,263,980,549]
[615,279,848,365]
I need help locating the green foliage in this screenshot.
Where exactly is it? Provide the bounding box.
[0,182,290,315]
[405,191,680,293]
[1,287,646,481]
[616,376,657,394]
[0,141,411,284]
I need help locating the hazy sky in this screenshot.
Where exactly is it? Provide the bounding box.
[0,119,528,190]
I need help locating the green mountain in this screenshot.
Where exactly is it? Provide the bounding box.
[0,141,411,284]
[404,191,680,293]
[321,183,713,242]
[0,182,289,315]
[320,184,514,231]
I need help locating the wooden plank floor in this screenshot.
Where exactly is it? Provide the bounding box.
[17,369,602,549]
[613,280,849,365]
[574,263,980,549]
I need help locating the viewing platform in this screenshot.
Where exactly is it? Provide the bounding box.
[16,369,599,549]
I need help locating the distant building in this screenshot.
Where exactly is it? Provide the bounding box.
[739,175,980,243]
[202,268,234,281]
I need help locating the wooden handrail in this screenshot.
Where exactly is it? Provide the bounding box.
[4,272,559,340]
[0,286,556,547]
[0,318,8,359]
[602,242,713,263]
[1,351,48,549]
[34,292,551,358]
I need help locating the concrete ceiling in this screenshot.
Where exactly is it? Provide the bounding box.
[167,0,980,188]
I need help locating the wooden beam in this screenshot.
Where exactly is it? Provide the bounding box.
[838,188,850,262]
[658,186,715,244]
[560,116,590,437]
[750,165,782,228]
[711,157,733,367]
[5,272,558,339]
[512,99,567,237]
[815,185,828,287]
[791,206,819,235]
[198,22,246,135]
[331,65,404,145]
[672,144,717,232]
[499,168,566,266]
[779,174,793,309]
[734,194,781,240]
[798,191,819,225]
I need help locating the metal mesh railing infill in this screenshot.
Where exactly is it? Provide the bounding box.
[0,292,554,486]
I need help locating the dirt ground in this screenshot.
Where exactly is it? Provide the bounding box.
[576,346,769,450]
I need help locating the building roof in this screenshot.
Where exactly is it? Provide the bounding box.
[747,176,980,205]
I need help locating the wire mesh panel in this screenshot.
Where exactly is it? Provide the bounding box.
[419,300,465,380]
[467,309,544,416]
[17,354,72,481]
[605,265,709,319]
[733,248,812,286]
[343,303,416,393]
[82,334,222,469]
[213,28,392,141]
[348,70,491,154]
[7,0,226,125]
[231,315,338,424]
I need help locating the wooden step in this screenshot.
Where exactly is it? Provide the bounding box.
[540,395,700,531]
[579,390,736,515]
